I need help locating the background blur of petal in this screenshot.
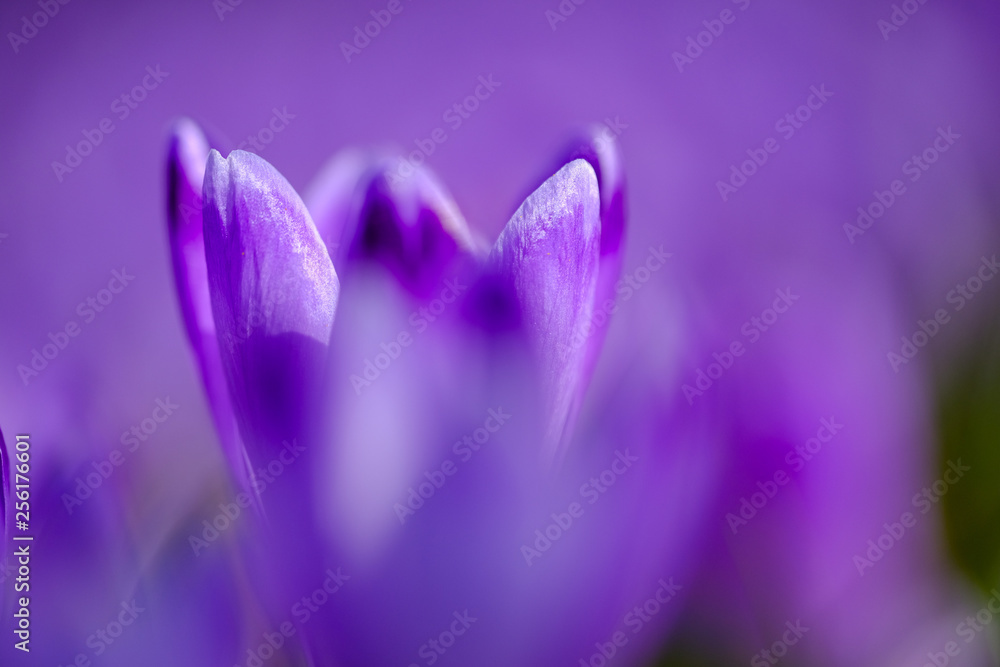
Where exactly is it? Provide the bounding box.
[1,0,1000,665]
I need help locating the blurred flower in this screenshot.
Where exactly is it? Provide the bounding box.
[670,198,993,667]
[3,3,1000,666]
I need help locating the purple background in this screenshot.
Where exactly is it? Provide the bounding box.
[2,0,1000,664]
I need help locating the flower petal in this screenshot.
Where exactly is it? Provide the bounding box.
[167,118,213,342]
[308,153,480,297]
[489,158,601,466]
[564,125,626,264]
[562,126,627,370]
[166,119,251,493]
[202,149,339,469]
[301,148,371,259]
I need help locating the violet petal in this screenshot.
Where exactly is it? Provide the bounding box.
[202,149,339,471]
[308,153,479,297]
[166,119,252,493]
[489,159,601,466]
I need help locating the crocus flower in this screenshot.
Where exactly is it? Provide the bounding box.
[165,119,717,666]
[5,4,1000,666]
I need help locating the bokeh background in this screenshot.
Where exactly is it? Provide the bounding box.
[2,0,1000,665]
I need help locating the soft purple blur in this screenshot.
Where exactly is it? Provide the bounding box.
[2,0,1000,665]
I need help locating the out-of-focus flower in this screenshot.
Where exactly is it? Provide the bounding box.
[670,213,992,666]
[305,150,481,298]
[3,4,1000,666]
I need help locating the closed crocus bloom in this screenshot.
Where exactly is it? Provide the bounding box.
[197,149,342,641]
[201,148,339,471]
[167,128,709,666]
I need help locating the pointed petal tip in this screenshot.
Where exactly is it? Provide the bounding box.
[302,148,373,252]
[167,118,210,194]
[324,152,478,296]
[166,119,211,238]
[565,125,626,256]
[202,147,339,346]
[374,157,477,251]
[562,156,601,206]
[580,123,625,181]
[557,128,627,393]
[497,158,601,257]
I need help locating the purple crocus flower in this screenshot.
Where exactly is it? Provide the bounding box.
[165,119,716,666]
[3,3,1000,666]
